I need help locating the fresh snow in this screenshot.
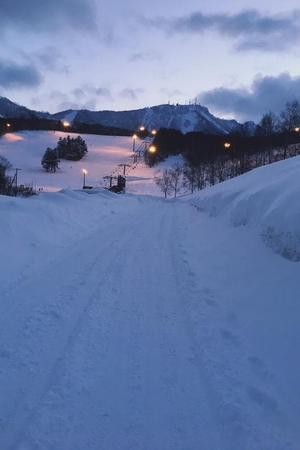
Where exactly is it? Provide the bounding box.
[0,131,299,449]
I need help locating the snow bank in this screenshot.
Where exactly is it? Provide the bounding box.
[181,156,300,261]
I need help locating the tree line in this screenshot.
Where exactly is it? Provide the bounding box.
[0,117,133,137]
[150,101,300,197]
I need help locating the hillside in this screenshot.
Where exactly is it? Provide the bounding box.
[0,96,50,120]
[0,130,180,195]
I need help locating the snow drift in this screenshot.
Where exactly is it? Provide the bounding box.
[181,155,300,261]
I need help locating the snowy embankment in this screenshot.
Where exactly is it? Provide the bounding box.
[181,155,300,261]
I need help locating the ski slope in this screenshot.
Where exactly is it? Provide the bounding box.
[0,130,177,196]
[0,138,300,448]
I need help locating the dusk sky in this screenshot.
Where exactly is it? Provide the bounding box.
[1,0,300,121]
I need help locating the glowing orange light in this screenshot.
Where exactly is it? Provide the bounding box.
[149,145,156,153]
[82,169,88,174]
[133,134,138,139]
[63,121,70,127]
[224,142,231,148]
[294,127,300,132]
[151,129,157,135]
[139,126,145,131]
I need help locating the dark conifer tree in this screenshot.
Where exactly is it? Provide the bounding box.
[41,148,60,172]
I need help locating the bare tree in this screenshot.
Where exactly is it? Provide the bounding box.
[257,111,278,136]
[280,100,300,132]
[288,143,300,158]
[154,169,173,198]
[206,158,217,186]
[257,111,279,163]
[194,163,206,190]
[215,154,230,183]
[169,164,182,198]
[0,155,12,195]
[182,164,196,194]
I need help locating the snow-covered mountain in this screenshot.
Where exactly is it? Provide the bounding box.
[0,97,50,120]
[0,97,255,135]
[54,104,253,135]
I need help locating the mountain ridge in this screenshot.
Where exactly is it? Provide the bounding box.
[0,97,255,135]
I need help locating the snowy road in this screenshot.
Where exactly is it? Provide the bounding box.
[0,196,299,449]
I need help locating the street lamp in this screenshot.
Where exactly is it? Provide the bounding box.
[63,121,70,128]
[6,123,11,133]
[149,145,156,153]
[82,169,87,188]
[294,127,300,132]
[132,134,137,152]
[151,129,157,135]
[139,126,145,132]
[224,142,231,148]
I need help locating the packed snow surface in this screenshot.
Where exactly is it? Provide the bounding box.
[0,133,300,449]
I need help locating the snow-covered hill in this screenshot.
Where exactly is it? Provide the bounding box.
[0,96,50,120]
[0,130,179,195]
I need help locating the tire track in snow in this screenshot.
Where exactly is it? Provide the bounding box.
[0,203,155,449]
[0,201,134,322]
[12,201,222,449]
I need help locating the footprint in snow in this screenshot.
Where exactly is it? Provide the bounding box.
[204,297,218,306]
[248,355,273,381]
[247,386,279,412]
[220,328,240,345]
[201,288,218,306]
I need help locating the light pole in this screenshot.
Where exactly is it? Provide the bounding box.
[132,134,137,152]
[118,164,130,176]
[6,123,11,133]
[82,169,87,188]
[148,145,157,168]
[149,145,156,153]
[14,168,21,188]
